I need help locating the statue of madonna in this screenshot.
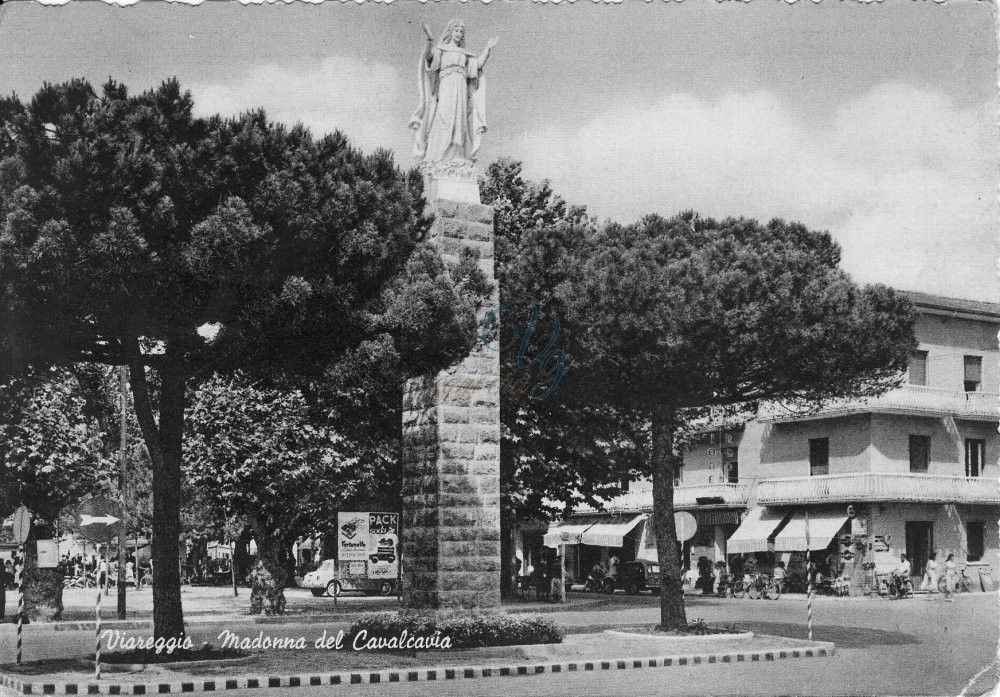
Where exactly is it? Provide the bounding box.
[409,20,499,165]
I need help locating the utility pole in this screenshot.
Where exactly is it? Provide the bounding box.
[117,365,128,619]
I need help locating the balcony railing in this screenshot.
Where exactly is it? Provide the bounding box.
[759,385,999,423]
[576,482,750,514]
[756,472,1000,505]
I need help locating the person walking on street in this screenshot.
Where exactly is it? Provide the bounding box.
[924,553,939,593]
[943,553,956,601]
[98,555,108,587]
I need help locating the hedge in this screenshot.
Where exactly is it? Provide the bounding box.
[347,610,564,649]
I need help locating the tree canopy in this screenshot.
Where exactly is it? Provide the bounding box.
[552,211,916,628]
[481,159,649,596]
[0,78,479,637]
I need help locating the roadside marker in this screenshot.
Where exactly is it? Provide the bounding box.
[16,543,23,665]
[805,510,813,641]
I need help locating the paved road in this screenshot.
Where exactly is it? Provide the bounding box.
[260,592,1000,697]
[1,589,997,695]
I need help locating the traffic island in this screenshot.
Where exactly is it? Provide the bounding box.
[0,631,835,695]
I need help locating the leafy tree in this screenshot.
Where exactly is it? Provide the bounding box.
[553,212,916,628]
[185,373,366,614]
[0,366,116,618]
[0,78,478,638]
[481,160,647,596]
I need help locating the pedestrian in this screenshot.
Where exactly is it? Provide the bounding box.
[943,553,956,601]
[608,554,619,581]
[3,560,12,591]
[98,555,108,587]
[772,560,787,593]
[924,553,938,593]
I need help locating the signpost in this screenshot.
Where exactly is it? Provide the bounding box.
[674,511,697,542]
[12,506,30,666]
[75,497,124,680]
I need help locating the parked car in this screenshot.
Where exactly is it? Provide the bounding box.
[621,560,661,595]
[301,558,396,598]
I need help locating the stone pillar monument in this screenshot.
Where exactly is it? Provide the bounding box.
[400,19,502,609]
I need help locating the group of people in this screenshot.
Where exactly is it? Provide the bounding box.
[1,554,23,590]
[919,552,959,600]
[63,553,140,586]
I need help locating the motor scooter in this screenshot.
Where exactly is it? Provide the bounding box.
[584,565,607,593]
[887,572,913,599]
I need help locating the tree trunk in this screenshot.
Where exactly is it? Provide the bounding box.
[22,524,63,622]
[128,354,185,640]
[248,521,287,615]
[500,505,515,599]
[234,527,252,580]
[281,543,298,588]
[651,408,687,630]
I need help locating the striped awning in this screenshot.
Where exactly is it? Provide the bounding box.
[580,515,645,548]
[543,519,597,548]
[773,511,848,552]
[726,507,789,554]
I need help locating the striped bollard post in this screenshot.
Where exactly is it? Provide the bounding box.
[805,510,813,641]
[95,545,102,680]
[16,543,23,665]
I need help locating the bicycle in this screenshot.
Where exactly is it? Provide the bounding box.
[938,567,975,594]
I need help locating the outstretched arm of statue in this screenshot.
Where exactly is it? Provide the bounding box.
[478,36,499,70]
[422,24,435,62]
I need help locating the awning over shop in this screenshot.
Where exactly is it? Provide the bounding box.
[726,507,788,554]
[580,514,645,548]
[773,510,848,552]
[543,519,597,548]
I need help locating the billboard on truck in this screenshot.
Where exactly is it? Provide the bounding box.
[337,512,399,579]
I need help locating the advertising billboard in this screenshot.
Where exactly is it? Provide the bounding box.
[337,511,399,579]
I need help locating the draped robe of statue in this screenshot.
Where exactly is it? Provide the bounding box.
[409,42,487,164]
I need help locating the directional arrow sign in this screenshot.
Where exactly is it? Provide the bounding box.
[75,497,124,543]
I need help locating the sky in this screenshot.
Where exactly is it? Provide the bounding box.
[0,0,996,302]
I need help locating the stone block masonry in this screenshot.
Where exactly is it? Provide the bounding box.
[401,194,502,610]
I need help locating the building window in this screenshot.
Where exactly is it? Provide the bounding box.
[908,350,928,386]
[722,446,739,483]
[967,522,985,562]
[909,435,930,473]
[809,438,829,476]
[965,439,986,478]
[964,355,982,392]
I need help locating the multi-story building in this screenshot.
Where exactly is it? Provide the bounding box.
[538,291,999,591]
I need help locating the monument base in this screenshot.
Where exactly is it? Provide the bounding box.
[420,159,482,204]
[401,163,500,611]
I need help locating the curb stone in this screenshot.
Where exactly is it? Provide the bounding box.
[0,643,835,695]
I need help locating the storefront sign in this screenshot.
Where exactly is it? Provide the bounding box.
[873,535,890,552]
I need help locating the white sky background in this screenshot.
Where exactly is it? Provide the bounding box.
[0,1,996,302]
